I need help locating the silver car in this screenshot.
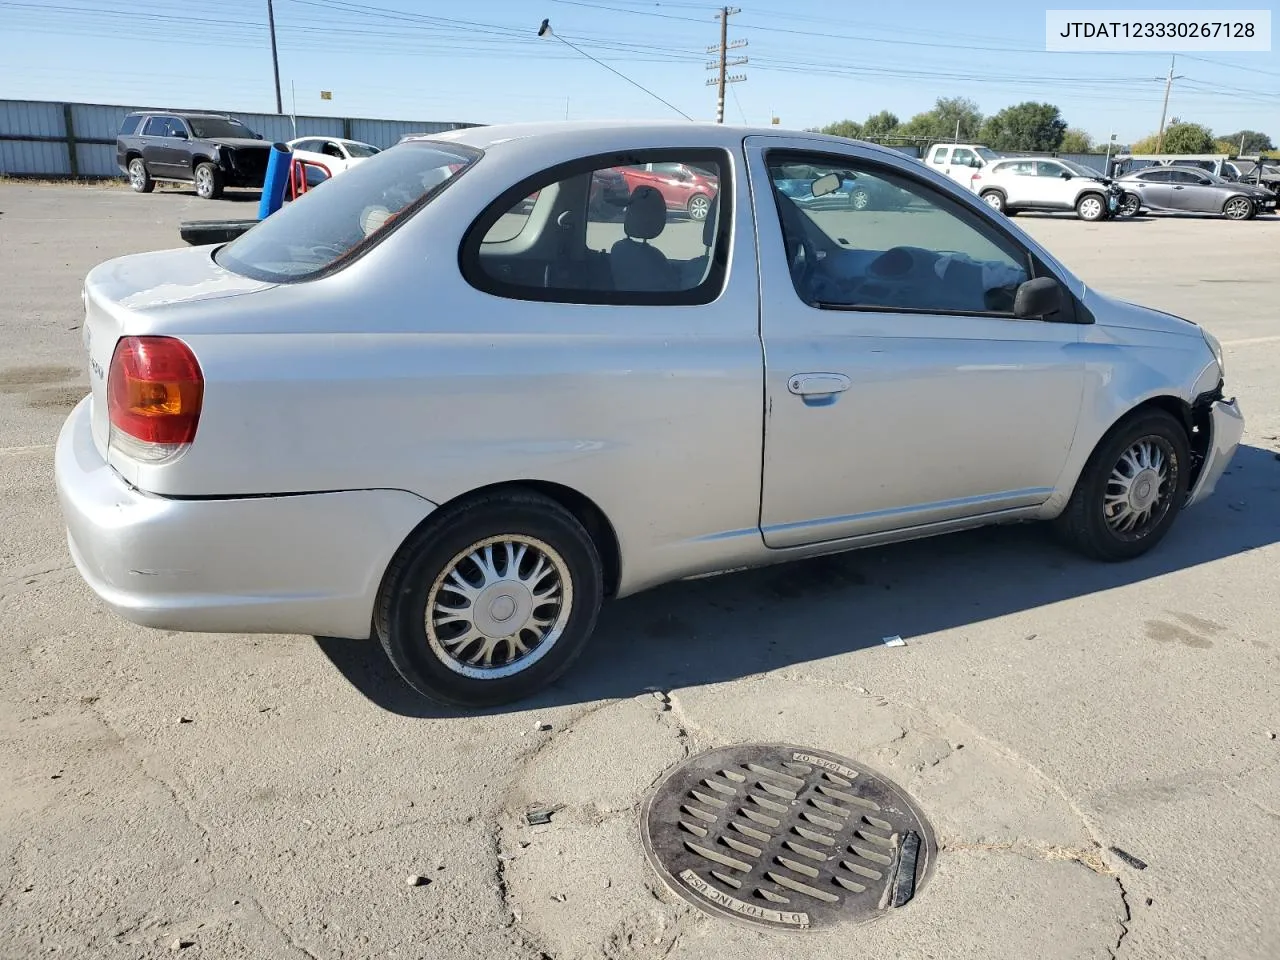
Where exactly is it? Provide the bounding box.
[54,122,1243,707]
[1118,166,1275,219]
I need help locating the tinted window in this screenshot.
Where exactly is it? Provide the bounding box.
[187,117,254,139]
[464,150,730,305]
[118,115,142,136]
[765,153,1031,316]
[1035,161,1065,177]
[952,148,976,166]
[998,160,1035,175]
[141,116,168,137]
[1138,169,1172,182]
[1169,171,1203,184]
[165,118,188,138]
[215,140,480,282]
[929,147,947,164]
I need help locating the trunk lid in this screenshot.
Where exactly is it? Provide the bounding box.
[82,246,274,459]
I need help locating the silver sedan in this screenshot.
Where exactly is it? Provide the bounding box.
[1119,166,1276,219]
[55,122,1243,707]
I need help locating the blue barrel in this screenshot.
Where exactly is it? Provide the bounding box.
[257,143,293,220]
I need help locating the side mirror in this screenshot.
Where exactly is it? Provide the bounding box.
[1059,170,1072,179]
[255,133,264,140]
[173,129,188,140]
[1013,277,1064,319]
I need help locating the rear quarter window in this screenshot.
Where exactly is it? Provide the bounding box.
[118,115,142,137]
[214,140,481,283]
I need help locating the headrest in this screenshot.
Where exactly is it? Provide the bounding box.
[624,186,666,241]
[702,195,719,247]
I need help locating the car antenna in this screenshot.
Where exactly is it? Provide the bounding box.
[537,18,693,121]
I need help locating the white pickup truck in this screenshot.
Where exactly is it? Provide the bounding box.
[925,143,1001,191]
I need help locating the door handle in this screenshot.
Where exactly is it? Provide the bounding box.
[788,373,851,396]
[1173,186,1184,190]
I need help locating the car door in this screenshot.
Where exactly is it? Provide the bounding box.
[140,116,180,177]
[1169,170,1217,212]
[1131,169,1172,208]
[1034,160,1077,208]
[992,159,1035,206]
[746,136,1085,548]
[948,147,980,189]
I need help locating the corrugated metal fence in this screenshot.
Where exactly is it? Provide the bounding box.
[0,99,481,178]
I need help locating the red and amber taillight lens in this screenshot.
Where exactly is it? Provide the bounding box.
[107,336,204,461]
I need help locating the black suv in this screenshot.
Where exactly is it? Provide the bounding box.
[117,112,272,199]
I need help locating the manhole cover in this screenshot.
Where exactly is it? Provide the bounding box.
[640,744,936,931]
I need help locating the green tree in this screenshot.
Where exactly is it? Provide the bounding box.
[820,119,864,139]
[979,102,1068,152]
[1220,129,1275,153]
[1161,122,1217,153]
[860,110,901,140]
[1060,128,1093,153]
[897,97,983,142]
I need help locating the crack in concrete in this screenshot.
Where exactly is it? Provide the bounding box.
[1108,876,1132,959]
[238,892,323,960]
[1223,781,1280,822]
[940,838,1110,875]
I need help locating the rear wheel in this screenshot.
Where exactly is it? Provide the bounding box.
[376,490,604,708]
[849,187,872,211]
[1053,410,1190,561]
[1076,192,1106,221]
[194,161,224,200]
[687,193,711,221]
[1223,196,1254,221]
[127,158,154,194]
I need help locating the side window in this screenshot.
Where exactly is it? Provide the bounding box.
[1169,171,1198,184]
[166,118,188,138]
[141,116,167,137]
[118,115,142,136]
[463,151,730,305]
[1035,161,1064,177]
[951,148,976,167]
[1005,160,1035,176]
[929,147,948,165]
[765,153,1031,316]
[1141,169,1171,183]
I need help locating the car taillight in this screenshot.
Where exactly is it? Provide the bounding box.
[107,336,204,462]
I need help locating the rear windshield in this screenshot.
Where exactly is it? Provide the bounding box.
[188,117,254,139]
[346,142,380,158]
[215,141,481,282]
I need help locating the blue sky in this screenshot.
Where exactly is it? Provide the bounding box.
[1,0,1276,143]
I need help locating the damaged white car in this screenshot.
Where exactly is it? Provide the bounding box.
[55,121,1242,707]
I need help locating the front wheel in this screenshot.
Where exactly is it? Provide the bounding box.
[1052,410,1190,561]
[194,161,224,200]
[1076,193,1106,221]
[687,193,711,221]
[375,490,604,708]
[1118,193,1141,218]
[1223,196,1255,221]
[849,187,872,211]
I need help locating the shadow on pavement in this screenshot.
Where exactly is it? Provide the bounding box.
[316,443,1280,719]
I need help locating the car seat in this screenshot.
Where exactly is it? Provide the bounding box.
[611,186,673,292]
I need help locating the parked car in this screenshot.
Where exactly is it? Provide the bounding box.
[614,161,719,220]
[774,165,912,211]
[286,137,381,180]
[117,112,271,200]
[924,143,1000,190]
[57,122,1242,707]
[1231,159,1280,195]
[975,157,1121,221]
[1117,167,1275,220]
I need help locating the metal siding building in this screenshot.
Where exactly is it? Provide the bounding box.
[0,99,481,178]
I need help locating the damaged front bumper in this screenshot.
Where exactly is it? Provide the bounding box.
[1186,397,1244,508]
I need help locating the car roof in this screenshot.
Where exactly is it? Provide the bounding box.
[129,111,237,120]
[403,120,913,163]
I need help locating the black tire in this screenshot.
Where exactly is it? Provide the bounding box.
[1118,194,1141,218]
[127,157,154,194]
[1075,192,1107,221]
[1052,409,1190,562]
[1223,196,1255,221]
[375,490,604,708]
[849,187,872,211]
[979,189,1006,214]
[194,161,224,200]
[687,193,711,221]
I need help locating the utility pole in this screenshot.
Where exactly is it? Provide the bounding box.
[267,0,284,114]
[1154,55,1175,153]
[706,7,745,124]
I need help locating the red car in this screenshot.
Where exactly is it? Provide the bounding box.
[616,162,719,221]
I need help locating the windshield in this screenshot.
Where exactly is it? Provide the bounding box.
[975,147,999,162]
[346,142,380,158]
[1059,159,1102,178]
[188,117,254,139]
[215,141,480,282]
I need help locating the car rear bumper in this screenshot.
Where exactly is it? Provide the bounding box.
[55,398,436,639]
[1186,398,1244,508]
